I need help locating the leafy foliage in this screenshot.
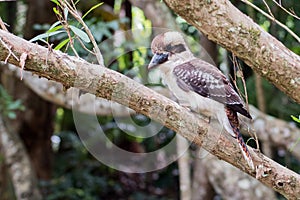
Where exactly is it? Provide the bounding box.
[30,1,103,52]
[42,131,178,200]
[0,85,25,119]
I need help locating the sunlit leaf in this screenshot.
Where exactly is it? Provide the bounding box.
[50,0,60,6]
[74,0,80,5]
[48,21,62,33]
[48,25,63,33]
[82,2,103,20]
[55,38,70,50]
[53,7,62,17]
[291,115,300,123]
[69,25,90,43]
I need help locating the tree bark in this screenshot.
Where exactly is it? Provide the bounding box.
[18,0,57,181]
[6,63,300,160]
[1,68,56,180]
[1,30,300,199]
[191,148,215,200]
[176,136,191,200]
[203,153,277,199]
[0,115,42,200]
[163,0,300,104]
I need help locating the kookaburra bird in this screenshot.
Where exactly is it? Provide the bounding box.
[148,31,254,169]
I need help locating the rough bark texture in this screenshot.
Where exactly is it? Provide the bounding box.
[241,105,300,160]
[203,153,277,199]
[1,30,300,199]
[0,116,42,200]
[176,136,191,200]
[1,0,57,181]
[1,68,56,180]
[8,66,299,161]
[191,148,215,200]
[163,0,300,104]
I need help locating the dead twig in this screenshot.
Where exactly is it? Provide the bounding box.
[19,52,28,80]
[0,17,9,31]
[231,55,259,149]
[262,0,275,21]
[272,0,300,20]
[77,36,96,55]
[0,37,19,63]
[241,0,300,43]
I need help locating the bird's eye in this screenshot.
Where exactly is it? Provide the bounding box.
[156,53,169,63]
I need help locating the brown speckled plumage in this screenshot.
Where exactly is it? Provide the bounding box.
[148,31,254,169]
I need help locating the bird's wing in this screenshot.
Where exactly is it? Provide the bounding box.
[173,59,252,119]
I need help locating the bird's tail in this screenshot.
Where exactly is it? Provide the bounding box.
[225,107,254,170]
[235,128,254,170]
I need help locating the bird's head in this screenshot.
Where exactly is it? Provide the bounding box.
[148,31,191,70]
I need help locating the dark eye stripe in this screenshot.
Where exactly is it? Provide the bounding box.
[156,53,168,64]
[165,44,186,53]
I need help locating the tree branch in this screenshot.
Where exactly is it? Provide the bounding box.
[1,30,300,199]
[163,0,300,104]
[5,60,300,161]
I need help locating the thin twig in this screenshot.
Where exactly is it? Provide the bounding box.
[241,0,300,43]
[62,21,80,58]
[231,55,259,150]
[0,37,19,62]
[262,0,275,20]
[0,17,9,31]
[60,0,104,65]
[231,55,248,107]
[272,0,300,20]
[77,36,96,55]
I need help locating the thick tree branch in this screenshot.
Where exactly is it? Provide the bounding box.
[8,65,299,161]
[163,0,300,104]
[0,30,300,199]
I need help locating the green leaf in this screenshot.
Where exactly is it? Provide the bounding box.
[53,7,61,17]
[50,0,60,6]
[291,115,300,123]
[29,30,64,42]
[7,111,16,119]
[38,38,49,45]
[74,0,80,5]
[55,38,70,50]
[107,20,119,30]
[69,25,90,43]
[7,100,22,110]
[82,2,103,20]
[47,25,63,33]
[64,7,68,19]
[47,21,62,33]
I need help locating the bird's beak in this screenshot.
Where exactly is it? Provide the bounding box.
[148,53,168,70]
